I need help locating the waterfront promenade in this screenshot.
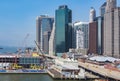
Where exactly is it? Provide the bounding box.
[40,55,120,80]
[78,61,120,80]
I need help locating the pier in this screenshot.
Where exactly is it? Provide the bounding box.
[78,61,120,80]
[45,55,120,80]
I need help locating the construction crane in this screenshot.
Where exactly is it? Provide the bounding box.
[34,40,47,69]
[34,40,45,55]
[23,34,29,49]
[17,34,30,54]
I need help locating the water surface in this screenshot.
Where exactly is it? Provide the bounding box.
[0,74,92,81]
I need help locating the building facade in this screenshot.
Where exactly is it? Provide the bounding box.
[49,23,55,56]
[96,17,104,54]
[73,22,89,49]
[89,22,97,54]
[76,29,84,49]
[55,5,72,54]
[89,7,96,23]
[104,0,120,58]
[36,15,54,54]
[100,2,106,17]
[89,2,106,55]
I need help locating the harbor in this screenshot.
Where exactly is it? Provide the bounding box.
[0,73,98,81]
[0,51,120,81]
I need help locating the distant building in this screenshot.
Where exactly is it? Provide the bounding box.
[76,29,84,49]
[73,22,89,49]
[89,22,97,54]
[100,2,106,16]
[105,0,116,12]
[55,5,72,55]
[36,15,54,54]
[89,7,96,23]
[104,0,120,58]
[49,23,55,56]
[96,16,104,55]
[89,4,105,55]
[72,23,76,49]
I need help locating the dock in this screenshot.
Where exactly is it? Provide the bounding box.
[0,69,47,74]
[78,61,120,80]
[47,69,62,79]
[47,69,100,80]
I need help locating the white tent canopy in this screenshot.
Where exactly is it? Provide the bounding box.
[89,56,120,62]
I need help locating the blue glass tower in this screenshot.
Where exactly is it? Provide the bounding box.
[55,5,72,54]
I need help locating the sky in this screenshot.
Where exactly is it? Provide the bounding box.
[0,0,120,47]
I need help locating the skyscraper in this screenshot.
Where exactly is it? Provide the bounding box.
[49,23,55,56]
[96,16,104,55]
[106,0,116,12]
[89,21,97,54]
[55,5,72,54]
[100,2,106,16]
[89,7,96,23]
[76,28,84,49]
[36,15,54,54]
[89,2,105,55]
[104,0,120,58]
[74,22,89,49]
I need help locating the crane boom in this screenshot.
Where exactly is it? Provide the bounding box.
[34,40,44,55]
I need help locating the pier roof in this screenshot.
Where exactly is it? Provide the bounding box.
[89,56,120,62]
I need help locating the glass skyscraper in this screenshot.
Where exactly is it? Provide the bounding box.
[36,15,54,54]
[95,16,104,55]
[100,2,106,17]
[55,5,72,54]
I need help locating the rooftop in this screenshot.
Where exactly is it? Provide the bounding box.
[89,56,120,62]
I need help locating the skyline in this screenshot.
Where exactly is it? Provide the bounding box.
[0,0,120,47]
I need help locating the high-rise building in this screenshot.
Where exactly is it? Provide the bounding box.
[100,2,106,16]
[89,7,96,23]
[106,0,116,12]
[96,16,104,54]
[73,22,89,49]
[36,15,54,54]
[72,24,76,49]
[49,23,55,56]
[89,2,105,55]
[55,5,72,54]
[104,0,120,58]
[89,22,97,54]
[76,29,84,49]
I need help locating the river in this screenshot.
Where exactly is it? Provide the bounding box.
[0,74,93,81]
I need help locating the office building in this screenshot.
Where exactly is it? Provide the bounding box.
[89,7,96,23]
[100,2,106,16]
[106,0,116,12]
[73,22,89,49]
[76,29,84,49]
[89,22,97,54]
[36,15,54,54]
[49,23,55,56]
[104,0,120,58]
[96,16,104,54]
[55,5,72,54]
